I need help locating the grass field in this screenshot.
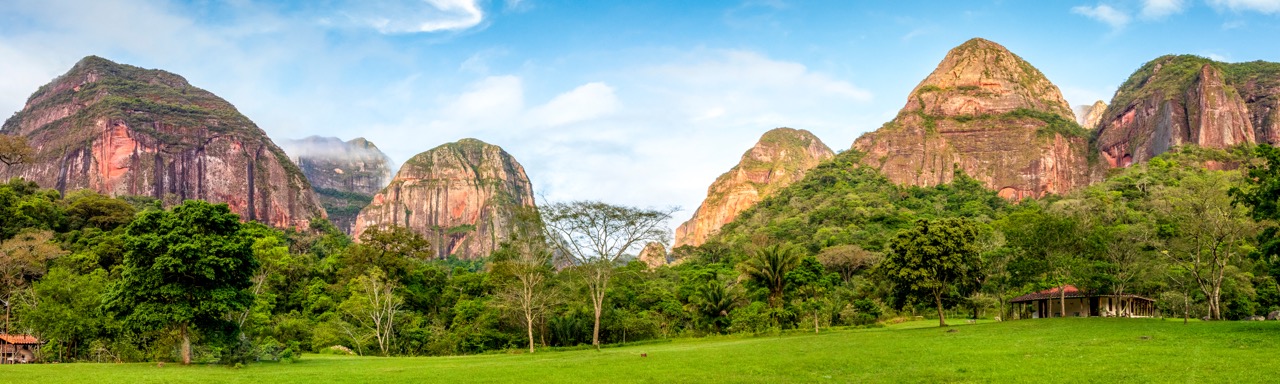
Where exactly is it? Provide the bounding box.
[5,318,1278,383]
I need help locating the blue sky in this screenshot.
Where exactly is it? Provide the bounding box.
[1,0,1279,228]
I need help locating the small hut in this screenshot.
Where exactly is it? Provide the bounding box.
[1011,285,1156,319]
[0,334,40,363]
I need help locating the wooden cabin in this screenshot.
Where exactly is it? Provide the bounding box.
[0,334,40,363]
[1011,285,1156,319]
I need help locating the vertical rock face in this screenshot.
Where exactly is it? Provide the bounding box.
[674,128,833,248]
[0,56,324,229]
[352,138,536,260]
[1074,100,1108,130]
[1224,60,1280,145]
[279,136,393,234]
[1095,56,1255,167]
[852,38,1097,199]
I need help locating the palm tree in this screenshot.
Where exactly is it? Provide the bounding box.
[741,244,802,308]
[693,279,735,333]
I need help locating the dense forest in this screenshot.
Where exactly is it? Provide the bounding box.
[2,143,1280,364]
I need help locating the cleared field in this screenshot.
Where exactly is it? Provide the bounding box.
[4,318,1276,383]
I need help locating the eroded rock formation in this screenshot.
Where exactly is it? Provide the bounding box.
[0,56,324,228]
[280,136,393,234]
[352,138,535,260]
[852,38,1097,199]
[1095,56,1255,167]
[1075,100,1107,130]
[675,128,833,247]
[638,242,668,269]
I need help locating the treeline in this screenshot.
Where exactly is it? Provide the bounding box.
[3,144,1280,364]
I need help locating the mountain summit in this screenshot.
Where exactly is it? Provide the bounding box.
[853,38,1096,199]
[0,56,324,228]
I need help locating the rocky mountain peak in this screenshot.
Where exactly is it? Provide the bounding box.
[1074,100,1108,130]
[353,138,536,260]
[905,38,1074,120]
[853,38,1097,200]
[279,136,394,234]
[674,127,833,248]
[1,55,324,229]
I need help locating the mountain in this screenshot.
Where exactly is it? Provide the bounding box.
[1094,55,1256,167]
[352,138,535,260]
[674,128,833,248]
[852,38,1096,199]
[1074,100,1107,130]
[279,136,393,234]
[1227,60,1280,144]
[0,56,323,228]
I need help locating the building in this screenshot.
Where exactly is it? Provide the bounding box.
[0,334,40,363]
[1011,285,1157,319]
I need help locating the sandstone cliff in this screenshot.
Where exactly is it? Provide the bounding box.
[1074,100,1107,130]
[1224,60,1280,145]
[280,136,392,234]
[1095,55,1255,167]
[0,56,324,228]
[852,38,1096,199]
[352,138,535,260]
[674,128,833,248]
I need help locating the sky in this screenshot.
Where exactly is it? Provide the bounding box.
[2,0,1279,229]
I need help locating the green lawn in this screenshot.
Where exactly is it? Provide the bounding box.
[5,318,1277,383]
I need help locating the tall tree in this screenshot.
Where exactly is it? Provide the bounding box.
[1231,143,1280,290]
[491,207,554,353]
[741,244,803,308]
[0,230,65,333]
[876,218,982,327]
[339,268,402,356]
[1155,170,1256,320]
[103,201,257,364]
[541,201,673,348]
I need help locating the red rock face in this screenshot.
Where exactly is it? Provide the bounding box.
[1095,60,1255,166]
[674,128,833,248]
[0,56,324,229]
[352,139,536,260]
[852,38,1097,198]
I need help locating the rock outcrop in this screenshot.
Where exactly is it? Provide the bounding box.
[0,56,324,228]
[1074,100,1107,130]
[674,128,833,248]
[638,242,668,269]
[852,38,1096,199]
[280,136,393,234]
[1095,55,1256,167]
[1224,60,1280,145]
[352,138,535,260]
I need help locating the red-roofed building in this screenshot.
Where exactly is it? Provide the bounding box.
[1010,285,1156,319]
[0,334,40,363]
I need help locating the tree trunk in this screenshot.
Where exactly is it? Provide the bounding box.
[180,323,192,365]
[1183,292,1189,325]
[935,290,946,327]
[1059,288,1066,318]
[813,310,820,334]
[526,308,535,353]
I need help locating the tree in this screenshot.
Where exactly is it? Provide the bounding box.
[1231,143,1280,290]
[491,208,554,353]
[0,135,33,167]
[541,201,673,348]
[1155,170,1256,320]
[816,244,879,285]
[876,218,982,327]
[339,268,402,356]
[786,256,835,333]
[741,244,803,308]
[103,201,258,365]
[0,229,65,333]
[347,225,432,280]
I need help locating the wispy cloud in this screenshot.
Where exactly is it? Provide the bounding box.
[1072,3,1132,29]
[328,0,486,34]
[1141,0,1187,19]
[1208,0,1280,14]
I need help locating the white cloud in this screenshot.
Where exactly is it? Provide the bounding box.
[1208,0,1280,13]
[331,0,486,34]
[1141,0,1187,19]
[1072,3,1132,29]
[528,82,619,127]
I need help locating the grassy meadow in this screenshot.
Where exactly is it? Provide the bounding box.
[5,318,1277,383]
